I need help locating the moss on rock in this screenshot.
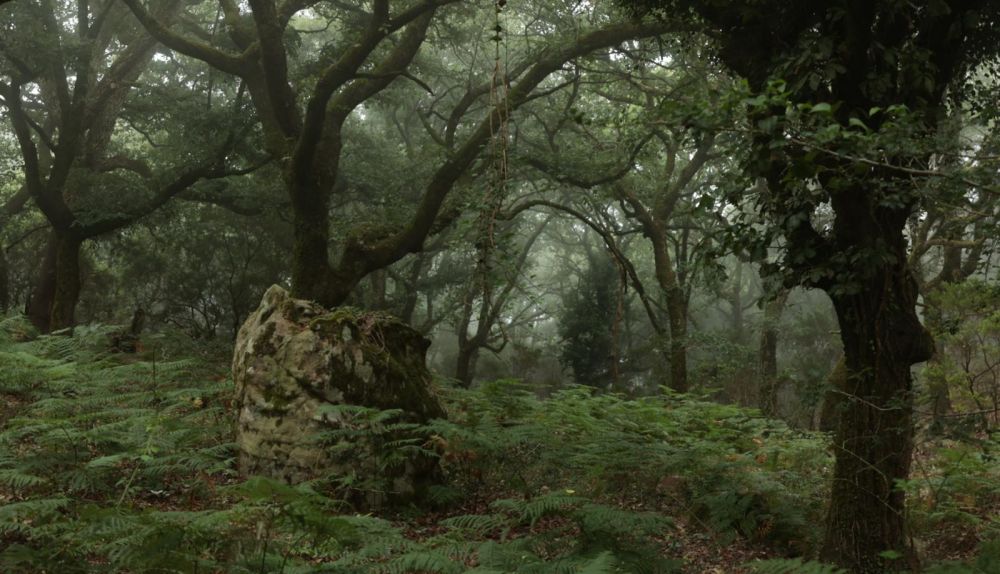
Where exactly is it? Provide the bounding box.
[232,285,445,502]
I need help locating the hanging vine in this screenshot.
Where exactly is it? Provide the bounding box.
[473,0,512,323]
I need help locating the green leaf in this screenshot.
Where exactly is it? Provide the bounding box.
[848,117,870,131]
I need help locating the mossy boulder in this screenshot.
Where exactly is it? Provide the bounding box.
[232,285,445,503]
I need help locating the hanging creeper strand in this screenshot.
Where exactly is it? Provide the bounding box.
[476,0,511,306]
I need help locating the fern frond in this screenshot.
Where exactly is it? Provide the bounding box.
[492,493,584,526]
[747,558,847,574]
[381,550,465,574]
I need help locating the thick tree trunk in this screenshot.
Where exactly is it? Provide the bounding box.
[665,285,688,393]
[820,243,934,572]
[26,234,58,332]
[26,232,83,333]
[50,235,83,332]
[290,185,334,305]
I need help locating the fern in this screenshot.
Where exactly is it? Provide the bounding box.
[747,558,847,574]
[492,492,584,525]
[381,550,467,574]
[925,538,1000,573]
[438,513,507,536]
[0,330,835,573]
[577,551,619,574]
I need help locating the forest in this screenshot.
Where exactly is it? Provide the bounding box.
[0,1,998,573]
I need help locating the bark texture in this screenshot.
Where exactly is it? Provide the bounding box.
[819,212,935,572]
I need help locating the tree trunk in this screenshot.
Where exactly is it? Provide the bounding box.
[0,246,9,314]
[398,254,426,324]
[759,290,789,417]
[730,260,746,344]
[817,357,847,432]
[820,242,934,572]
[455,344,478,388]
[369,270,388,310]
[642,219,688,393]
[1,188,31,315]
[289,184,334,305]
[26,232,83,333]
[454,278,483,388]
[665,285,688,393]
[26,234,58,332]
[50,235,83,332]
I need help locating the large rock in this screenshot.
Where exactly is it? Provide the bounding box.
[232,285,446,502]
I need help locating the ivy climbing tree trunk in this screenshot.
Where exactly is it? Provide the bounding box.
[820,205,934,570]
[615,1,997,570]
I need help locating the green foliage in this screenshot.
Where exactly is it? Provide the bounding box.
[900,435,1000,557]
[558,254,621,389]
[0,330,413,573]
[923,280,1000,432]
[431,380,830,554]
[0,331,840,572]
[747,557,846,574]
[6,321,998,571]
[925,539,1000,573]
[314,403,440,506]
[366,491,680,574]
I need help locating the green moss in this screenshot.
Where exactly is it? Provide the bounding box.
[347,221,395,247]
[261,384,294,411]
[253,321,278,357]
[309,306,402,331]
[308,307,418,361]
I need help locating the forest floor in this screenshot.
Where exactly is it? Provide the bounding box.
[0,321,996,573]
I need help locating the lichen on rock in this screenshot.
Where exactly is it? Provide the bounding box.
[232,285,445,504]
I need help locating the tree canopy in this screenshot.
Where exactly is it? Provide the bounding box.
[1,1,999,573]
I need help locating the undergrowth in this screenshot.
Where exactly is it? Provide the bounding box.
[0,316,997,572]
